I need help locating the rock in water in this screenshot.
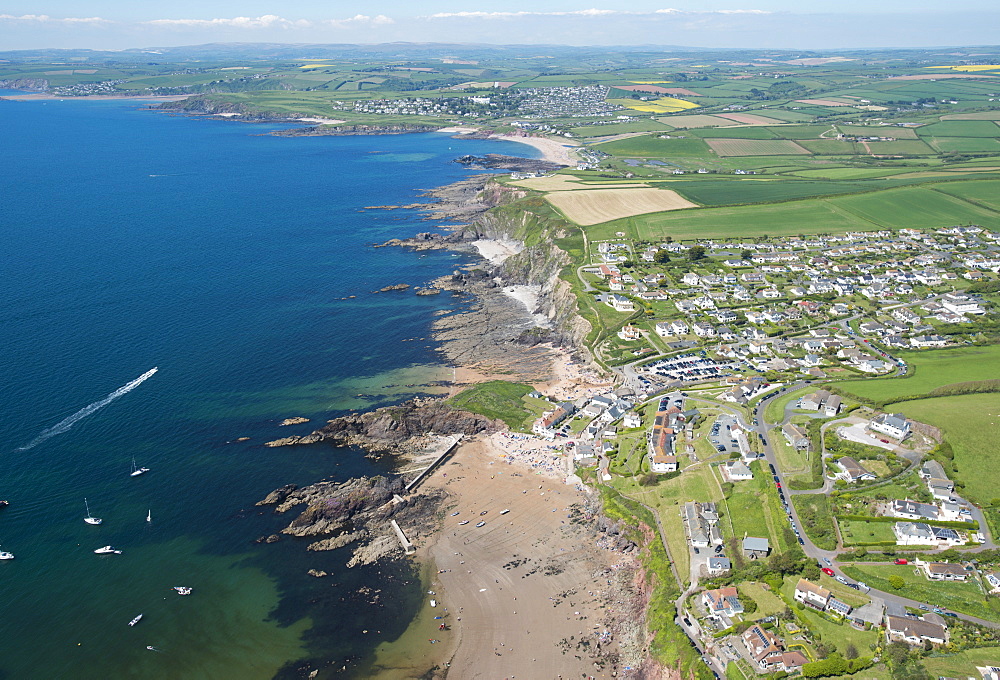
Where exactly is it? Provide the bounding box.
[279,417,310,426]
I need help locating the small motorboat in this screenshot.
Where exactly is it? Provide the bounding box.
[173,586,192,595]
[429,599,437,608]
[476,521,486,528]
[0,500,9,508]
[459,520,469,525]
[499,509,510,515]
[0,544,13,560]
[128,614,143,627]
[450,511,460,516]
[94,546,122,555]
[479,510,488,516]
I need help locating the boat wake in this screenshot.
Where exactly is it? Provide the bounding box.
[16,367,158,451]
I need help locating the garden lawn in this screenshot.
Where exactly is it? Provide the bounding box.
[841,563,1000,622]
[781,577,879,655]
[839,520,897,546]
[740,582,786,620]
[923,648,1000,679]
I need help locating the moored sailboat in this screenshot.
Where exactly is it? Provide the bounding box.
[84,498,102,525]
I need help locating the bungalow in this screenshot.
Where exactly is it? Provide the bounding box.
[885,615,947,647]
[911,335,948,349]
[894,521,935,546]
[781,422,810,450]
[776,652,809,673]
[984,572,1000,593]
[922,561,968,582]
[929,480,954,501]
[723,460,754,481]
[702,586,744,618]
[837,456,876,483]
[870,413,910,441]
[892,499,941,522]
[827,598,853,618]
[920,460,948,482]
[793,579,831,611]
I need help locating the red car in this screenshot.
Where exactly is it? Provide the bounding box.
[821,567,835,576]
[894,558,908,565]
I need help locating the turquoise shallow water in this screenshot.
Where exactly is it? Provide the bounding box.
[0,97,535,678]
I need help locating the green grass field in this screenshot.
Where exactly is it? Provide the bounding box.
[570,120,673,137]
[446,381,535,429]
[934,179,1000,211]
[689,127,780,140]
[841,563,1000,622]
[740,582,786,619]
[918,120,1000,137]
[586,180,1000,239]
[894,393,1000,509]
[930,137,1000,153]
[669,178,888,207]
[836,346,1000,403]
[594,135,714,158]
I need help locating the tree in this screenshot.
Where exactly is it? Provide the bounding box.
[741,249,753,260]
[688,245,706,262]
[887,574,905,590]
[845,643,858,660]
[654,249,671,264]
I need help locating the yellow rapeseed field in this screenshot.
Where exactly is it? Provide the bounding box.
[608,97,700,114]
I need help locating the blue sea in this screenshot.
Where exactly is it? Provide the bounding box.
[0,95,535,679]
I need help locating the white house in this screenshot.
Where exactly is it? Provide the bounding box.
[870,413,910,441]
[793,579,831,611]
[723,460,754,481]
[885,615,947,647]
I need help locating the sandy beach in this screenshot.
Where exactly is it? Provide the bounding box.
[491,133,581,165]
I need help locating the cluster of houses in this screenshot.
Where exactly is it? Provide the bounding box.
[646,394,697,473]
[593,227,997,389]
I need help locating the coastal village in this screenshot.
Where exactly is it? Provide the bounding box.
[466,224,1000,678]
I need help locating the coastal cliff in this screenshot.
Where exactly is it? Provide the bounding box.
[0,78,48,91]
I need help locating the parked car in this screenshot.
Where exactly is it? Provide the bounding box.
[894,558,909,565]
[821,568,835,576]
[823,558,832,566]
[944,612,958,618]
[919,604,929,610]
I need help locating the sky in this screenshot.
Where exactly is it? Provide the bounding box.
[1,1,998,51]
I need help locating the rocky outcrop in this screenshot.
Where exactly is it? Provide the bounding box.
[259,474,446,568]
[454,153,566,172]
[373,283,410,293]
[263,433,323,448]
[279,417,310,426]
[312,397,503,454]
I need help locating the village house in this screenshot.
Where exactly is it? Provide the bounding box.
[723,460,753,481]
[741,624,784,671]
[885,615,948,647]
[655,319,689,337]
[531,402,575,438]
[836,456,876,483]
[793,579,830,611]
[891,499,941,522]
[707,557,731,575]
[617,324,641,341]
[921,561,968,581]
[781,422,810,450]
[869,413,910,441]
[650,454,678,473]
[702,586,744,619]
[684,501,722,548]
[607,293,635,312]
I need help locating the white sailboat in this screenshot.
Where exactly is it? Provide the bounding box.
[130,457,149,477]
[84,498,102,525]
[146,509,151,523]
[94,545,121,554]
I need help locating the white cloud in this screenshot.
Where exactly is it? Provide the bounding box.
[144,15,311,30]
[322,14,395,28]
[0,14,109,24]
[426,8,770,19]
